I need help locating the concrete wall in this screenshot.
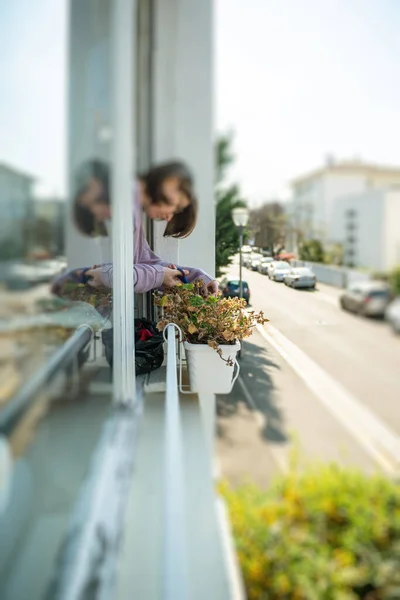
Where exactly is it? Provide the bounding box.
[330,191,385,271]
[151,0,214,276]
[67,0,113,269]
[291,260,371,289]
[67,0,214,279]
[292,173,368,243]
[323,173,369,230]
[384,192,400,270]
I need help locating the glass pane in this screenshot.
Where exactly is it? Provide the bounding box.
[0,2,113,598]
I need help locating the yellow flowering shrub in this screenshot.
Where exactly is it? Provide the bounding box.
[220,464,400,599]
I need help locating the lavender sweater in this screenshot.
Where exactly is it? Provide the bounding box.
[93,195,213,293]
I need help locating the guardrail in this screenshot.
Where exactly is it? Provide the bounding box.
[0,324,93,435]
[163,324,189,599]
[291,260,371,289]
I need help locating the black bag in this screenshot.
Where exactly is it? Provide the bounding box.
[101,318,164,375]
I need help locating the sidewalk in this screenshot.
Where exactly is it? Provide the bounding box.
[216,330,285,488]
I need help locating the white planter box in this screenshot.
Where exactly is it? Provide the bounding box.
[184,341,240,394]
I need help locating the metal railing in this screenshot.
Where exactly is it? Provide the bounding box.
[46,399,143,600]
[0,324,93,435]
[163,324,189,599]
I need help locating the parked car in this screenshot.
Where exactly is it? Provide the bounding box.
[266,261,279,278]
[5,260,65,289]
[250,254,263,271]
[243,252,256,268]
[220,279,250,304]
[258,257,274,274]
[385,298,400,333]
[268,261,291,282]
[340,282,392,317]
[284,267,317,289]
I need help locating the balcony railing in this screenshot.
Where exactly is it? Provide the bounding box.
[0,325,93,436]
[0,320,244,599]
[163,324,189,599]
[113,325,245,600]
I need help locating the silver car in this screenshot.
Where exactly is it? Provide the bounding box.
[385,297,400,333]
[258,257,273,274]
[269,261,291,282]
[340,282,392,317]
[250,256,263,271]
[284,267,316,289]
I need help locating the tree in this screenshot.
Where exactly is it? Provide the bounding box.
[0,238,22,260]
[324,243,343,266]
[249,202,286,255]
[21,217,53,254]
[299,238,325,263]
[389,266,400,296]
[215,133,247,276]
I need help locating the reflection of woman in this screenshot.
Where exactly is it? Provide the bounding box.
[52,160,218,295]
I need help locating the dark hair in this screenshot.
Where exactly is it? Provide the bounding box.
[140,160,198,239]
[73,158,197,239]
[73,159,110,236]
[163,194,198,238]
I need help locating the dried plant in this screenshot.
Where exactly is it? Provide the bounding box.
[58,282,112,310]
[155,279,268,361]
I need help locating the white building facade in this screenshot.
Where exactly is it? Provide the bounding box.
[331,190,400,272]
[0,163,35,251]
[287,160,400,269]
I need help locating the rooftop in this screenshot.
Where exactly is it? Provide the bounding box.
[291,159,400,188]
[0,161,36,182]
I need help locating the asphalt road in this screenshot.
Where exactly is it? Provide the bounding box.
[216,263,400,485]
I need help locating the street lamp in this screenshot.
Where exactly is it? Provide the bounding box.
[232,207,249,300]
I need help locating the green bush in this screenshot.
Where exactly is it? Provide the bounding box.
[221,463,400,599]
[389,266,400,297]
[371,271,389,283]
[299,239,325,263]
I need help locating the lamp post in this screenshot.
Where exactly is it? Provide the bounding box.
[232,207,249,299]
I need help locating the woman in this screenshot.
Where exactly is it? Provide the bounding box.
[52,159,218,295]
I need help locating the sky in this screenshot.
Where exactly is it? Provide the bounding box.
[216,0,400,204]
[0,0,67,197]
[0,0,399,204]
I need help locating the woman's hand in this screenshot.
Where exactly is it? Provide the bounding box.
[51,268,87,295]
[163,267,189,287]
[205,279,219,295]
[85,268,105,289]
[167,265,218,295]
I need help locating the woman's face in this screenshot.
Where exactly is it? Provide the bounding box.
[144,176,190,221]
[79,177,111,222]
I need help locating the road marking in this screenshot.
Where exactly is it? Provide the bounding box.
[256,322,400,475]
[314,289,340,307]
[238,376,289,473]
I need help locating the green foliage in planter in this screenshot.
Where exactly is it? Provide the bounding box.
[155,279,267,362]
[221,463,400,599]
[58,282,112,309]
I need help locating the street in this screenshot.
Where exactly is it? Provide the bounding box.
[216,263,400,485]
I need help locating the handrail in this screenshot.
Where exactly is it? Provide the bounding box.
[46,401,142,600]
[163,324,189,600]
[0,325,93,435]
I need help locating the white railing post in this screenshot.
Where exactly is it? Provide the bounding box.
[163,324,189,599]
[198,391,217,463]
[111,0,136,405]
